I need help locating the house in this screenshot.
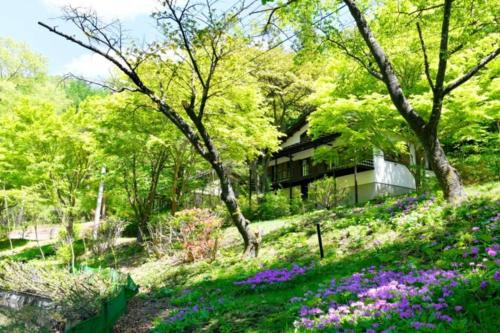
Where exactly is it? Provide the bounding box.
[268,115,416,204]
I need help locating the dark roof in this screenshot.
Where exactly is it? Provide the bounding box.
[283,108,314,139]
[272,133,340,158]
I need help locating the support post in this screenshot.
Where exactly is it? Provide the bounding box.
[354,164,359,205]
[288,154,293,201]
[316,223,324,259]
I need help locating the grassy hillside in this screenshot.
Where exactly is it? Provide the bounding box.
[114,182,500,333]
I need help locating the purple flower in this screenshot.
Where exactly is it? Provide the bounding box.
[486,247,497,257]
[235,264,310,287]
[493,269,500,281]
[454,305,463,312]
[293,268,461,330]
[480,280,488,289]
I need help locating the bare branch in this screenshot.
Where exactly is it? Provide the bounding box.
[443,47,500,95]
[324,34,383,81]
[428,0,453,133]
[416,22,434,91]
[38,21,152,95]
[399,3,445,16]
[343,0,427,133]
[164,0,206,88]
[251,0,297,33]
[60,73,139,93]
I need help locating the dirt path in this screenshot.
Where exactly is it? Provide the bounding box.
[112,221,293,332]
[8,222,94,241]
[113,297,171,333]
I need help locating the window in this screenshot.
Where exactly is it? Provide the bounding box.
[276,162,289,180]
[302,159,310,176]
[300,131,310,143]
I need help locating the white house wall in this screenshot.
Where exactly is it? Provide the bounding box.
[335,170,376,188]
[281,124,309,148]
[374,153,416,189]
[273,148,315,165]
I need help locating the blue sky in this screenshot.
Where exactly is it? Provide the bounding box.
[0,0,166,76]
[0,0,243,78]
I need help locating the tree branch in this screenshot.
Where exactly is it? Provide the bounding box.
[443,47,500,95]
[427,0,452,134]
[343,0,427,134]
[38,21,153,95]
[324,35,383,81]
[416,22,434,91]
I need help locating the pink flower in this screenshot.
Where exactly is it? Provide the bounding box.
[486,247,497,257]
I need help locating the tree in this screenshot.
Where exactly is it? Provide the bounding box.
[338,0,499,203]
[39,1,280,255]
[253,49,315,193]
[267,0,499,203]
[0,39,96,242]
[85,92,200,241]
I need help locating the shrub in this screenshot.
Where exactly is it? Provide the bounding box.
[89,217,127,255]
[0,262,125,325]
[290,197,305,215]
[308,177,349,209]
[172,209,222,263]
[239,195,260,222]
[258,192,290,220]
[145,214,178,259]
[145,209,222,262]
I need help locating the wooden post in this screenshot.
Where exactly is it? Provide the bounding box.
[248,162,252,210]
[289,155,293,201]
[316,223,324,259]
[354,164,359,205]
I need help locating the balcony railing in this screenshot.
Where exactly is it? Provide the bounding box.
[272,159,375,184]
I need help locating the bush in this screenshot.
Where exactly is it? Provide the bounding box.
[0,262,125,325]
[173,209,222,263]
[258,192,290,220]
[145,214,178,259]
[145,209,222,262]
[89,217,127,255]
[308,177,349,209]
[239,195,260,222]
[290,197,305,215]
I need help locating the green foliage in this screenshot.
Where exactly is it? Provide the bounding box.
[0,262,128,327]
[145,209,222,262]
[144,182,499,333]
[259,192,291,220]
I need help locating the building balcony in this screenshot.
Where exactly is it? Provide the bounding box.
[270,159,375,190]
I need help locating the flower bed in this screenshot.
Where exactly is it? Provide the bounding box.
[234,264,312,288]
[293,267,462,331]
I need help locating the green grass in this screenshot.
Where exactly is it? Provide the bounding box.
[0,238,28,251]
[124,182,500,332]
[2,182,499,332]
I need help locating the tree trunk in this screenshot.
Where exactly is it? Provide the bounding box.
[421,134,465,204]
[343,0,467,204]
[212,161,259,256]
[136,213,150,243]
[93,166,106,239]
[261,153,272,194]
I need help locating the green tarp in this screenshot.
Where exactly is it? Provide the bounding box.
[65,275,138,333]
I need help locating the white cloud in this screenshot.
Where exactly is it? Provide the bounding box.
[62,53,115,79]
[42,0,160,20]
